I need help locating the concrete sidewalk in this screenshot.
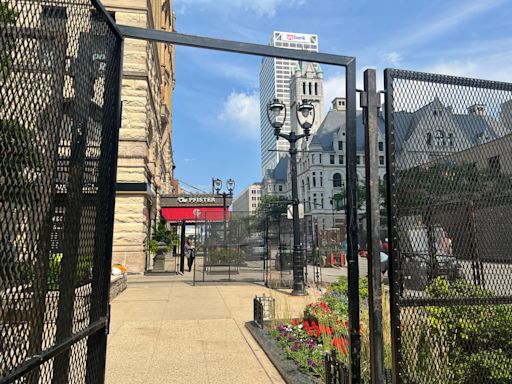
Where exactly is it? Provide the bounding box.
[106,274,321,384]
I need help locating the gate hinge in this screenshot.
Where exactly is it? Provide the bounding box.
[359,91,368,108]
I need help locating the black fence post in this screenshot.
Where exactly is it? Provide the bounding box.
[180,219,186,273]
[345,59,361,384]
[363,68,385,384]
[51,33,96,384]
[85,29,124,384]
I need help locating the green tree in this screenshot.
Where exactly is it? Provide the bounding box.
[397,162,512,208]
[334,180,386,211]
[255,195,289,219]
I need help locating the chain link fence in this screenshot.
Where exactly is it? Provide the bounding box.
[1,0,122,382]
[385,69,512,384]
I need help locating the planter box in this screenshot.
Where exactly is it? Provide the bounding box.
[245,321,323,384]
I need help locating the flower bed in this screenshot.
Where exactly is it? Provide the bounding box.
[267,277,390,382]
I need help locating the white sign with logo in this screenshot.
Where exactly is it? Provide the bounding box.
[287,203,304,219]
[177,197,216,204]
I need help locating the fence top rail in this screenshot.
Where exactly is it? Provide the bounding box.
[385,68,512,91]
[117,25,354,67]
[91,0,123,38]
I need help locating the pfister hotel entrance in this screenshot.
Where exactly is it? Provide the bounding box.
[150,194,233,273]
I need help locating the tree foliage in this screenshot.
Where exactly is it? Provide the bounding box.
[397,162,512,209]
[334,180,386,211]
[255,195,289,219]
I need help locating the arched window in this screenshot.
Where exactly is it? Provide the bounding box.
[302,82,306,95]
[314,83,318,95]
[434,129,445,146]
[309,82,312,95]
[426,133,432,146]
[333,173,342,188]
[301,179,305,194]
[448,133,454,147]
[307,177,310,190]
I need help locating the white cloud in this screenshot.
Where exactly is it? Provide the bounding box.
[424,52,512,83]
[322,74,345,116]
[382,51,402,67]
[175,0,305,17]
[183,158,196,162]
[218,91,260,139]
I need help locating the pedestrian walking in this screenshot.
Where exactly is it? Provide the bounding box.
[185,238,196,272]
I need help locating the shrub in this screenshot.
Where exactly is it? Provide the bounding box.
[19,254,93,291]
[149,224,178,255]
[424,278,512,384]
[206,248,244,265]
[330,275,369,301]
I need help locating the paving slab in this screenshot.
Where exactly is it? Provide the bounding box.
[106,274,327,384]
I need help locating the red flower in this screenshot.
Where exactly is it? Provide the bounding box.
[333,337,349,354]
[304,321,314,336]
[319,324,333,336]
[291,318,300,326]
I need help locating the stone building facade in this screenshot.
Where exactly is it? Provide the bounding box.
[395,98,512,170]
[104,0,176,273]
[296,98,387,229]
[232,183,263,214]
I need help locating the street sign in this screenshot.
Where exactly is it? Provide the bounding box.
[287,203,304,219]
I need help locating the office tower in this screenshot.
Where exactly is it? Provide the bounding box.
[260,31,318,176]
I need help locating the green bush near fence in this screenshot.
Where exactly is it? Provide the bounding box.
[424,278,512,384]
[21,254,94,291]
[46,253,94,290]
[206,248,244,265]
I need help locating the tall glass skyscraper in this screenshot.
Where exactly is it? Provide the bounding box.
[260,31,319,176]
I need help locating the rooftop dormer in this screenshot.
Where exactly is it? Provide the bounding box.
[332,97,346,111]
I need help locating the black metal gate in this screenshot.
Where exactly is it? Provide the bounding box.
[384,69,512,383]
[0,0,122,383]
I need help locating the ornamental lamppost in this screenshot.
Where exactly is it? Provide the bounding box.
[267,98,315,296]
[213,178,235,246]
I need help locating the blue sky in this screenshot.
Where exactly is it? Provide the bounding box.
[171,0,512,198]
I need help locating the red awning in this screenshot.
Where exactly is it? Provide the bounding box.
[161,207,229,222]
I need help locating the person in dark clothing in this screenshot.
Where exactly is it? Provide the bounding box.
[185,238,195,272]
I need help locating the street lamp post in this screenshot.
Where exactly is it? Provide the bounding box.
[267,98,315,296]
[213,178,235,246]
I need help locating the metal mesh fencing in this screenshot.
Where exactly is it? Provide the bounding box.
[193,211,267,283]
[385,69,512,384]
[0,1,122,383]
[192,211,315,287]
